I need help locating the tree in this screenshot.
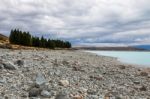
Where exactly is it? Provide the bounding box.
[46,39,55,49]
[9,29,14,43]
[9,29,72,49]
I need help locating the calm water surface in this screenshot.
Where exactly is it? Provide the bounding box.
[86,51,150,67]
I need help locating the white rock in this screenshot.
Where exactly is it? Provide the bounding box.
[59,80,69,87]
[41,90,51,97]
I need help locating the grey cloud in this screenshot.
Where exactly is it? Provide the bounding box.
[0,0,150,46]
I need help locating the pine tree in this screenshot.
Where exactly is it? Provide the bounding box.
[9,29,14,43]
[9,29,71,48]
[47,39,55,49]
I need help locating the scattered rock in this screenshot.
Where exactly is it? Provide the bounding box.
[0,77,6,84]
[87,89,97,95]
[88,95,100,99]
[73,66,81,71]
[3,61,18,70]
[53,59,59,66]
[119,65,126,69]
[0,63,4,69]
[79,87,88,94]
[29,88,41,97]
[89,75,103,81]
[139,86,147,91]
[59,80,69,87]
[4,96,9,99]
[54,69,61,76]
[35,72,46,86]
[41,90,51,97]
[115,96,122,99]
[71,94,84,99]
[21,92,28,98]
[133,81,140,85]
[55,91,69,99]
[62,60,69,65]
[0,49,150,98]
[30,97,40,99]
[15,60,24,66]
[140,71,148,76]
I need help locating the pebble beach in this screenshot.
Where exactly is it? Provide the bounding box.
[0,49,150,99]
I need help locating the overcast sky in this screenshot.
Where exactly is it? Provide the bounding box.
[0,0,150,46]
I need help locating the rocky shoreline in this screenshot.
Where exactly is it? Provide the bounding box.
[0,49,150,99]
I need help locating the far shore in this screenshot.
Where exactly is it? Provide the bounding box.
[72,46,150,51]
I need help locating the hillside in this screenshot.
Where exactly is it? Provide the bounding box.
[0,33,8,41]
[0,33,9,44]
[0,33,11,49]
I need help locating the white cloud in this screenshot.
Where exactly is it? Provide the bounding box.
[0,0,150,46]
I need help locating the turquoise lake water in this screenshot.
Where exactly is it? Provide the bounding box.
[86,51,150,67]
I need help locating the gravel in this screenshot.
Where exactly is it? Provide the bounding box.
[0,48,150,99]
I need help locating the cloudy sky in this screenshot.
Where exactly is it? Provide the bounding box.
[0,0,150,46]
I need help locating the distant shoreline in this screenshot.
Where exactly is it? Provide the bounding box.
[72,46,149,51]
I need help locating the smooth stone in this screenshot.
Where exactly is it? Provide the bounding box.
[0,77,6,84]
[79,87,88,93]
[54,70,61,75]
[140,71,148,76]
[3,62,18,70]
[35,72,46,86]
[30,97,41,99]
[0,63,4,69]
[0,96,4,99]
[55,91,69,99]
[41,90,51,97]
[59,80,69,87]
[133,81,140,84]
[87,89,97,95]
[88,95,99,99]
[10,96,17,99]
[119,65,126,69]
[99,95,105,99]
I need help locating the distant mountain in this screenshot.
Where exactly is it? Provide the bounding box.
[74,46,146,51]
[133,45,150,50]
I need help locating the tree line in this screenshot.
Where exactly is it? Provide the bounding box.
[9,29,71,49]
